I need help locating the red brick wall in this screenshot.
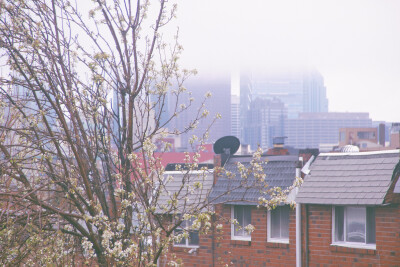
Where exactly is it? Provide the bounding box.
[162,204,297,266]
[161,203,400,266]
[214,204,297,266]
[303,204,400,267]
[159,217,214,267]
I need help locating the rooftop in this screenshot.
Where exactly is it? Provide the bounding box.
[296,150,400,205]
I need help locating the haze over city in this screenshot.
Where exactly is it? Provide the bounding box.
[173,0,400,122]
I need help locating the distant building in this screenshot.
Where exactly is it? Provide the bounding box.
[237,69,329,149]
[390,122,400,148]
[372,121,391,144]
[285,112,372,149]
[243,97,287,150]
[171,74,231,149]
[339,127,378,148]
[242,69,328,119]
[231,95,240,138]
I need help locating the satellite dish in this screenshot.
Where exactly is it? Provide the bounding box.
[213,136,240,155]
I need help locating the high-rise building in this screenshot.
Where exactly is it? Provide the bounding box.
[238,69,328,149]
[171,74,231,149]
[243,97,287,150]
[241,69,328,119]
[285,112,372,149]
[231,95,240,138]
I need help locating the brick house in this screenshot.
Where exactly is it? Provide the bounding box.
[160,149,400,266]
[160,154,303,266]
[296,149,400,267]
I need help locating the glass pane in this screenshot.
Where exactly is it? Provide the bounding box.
[346,207,366,243]
[366,207,376,244]
[234,206,244,236]
[335,206,344,242]
[189,230,199,245]
[174,228,186,245]
[271,208,281,238]
[243,206,251,237]
[281,206,290,238]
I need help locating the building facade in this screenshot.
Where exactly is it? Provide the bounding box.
[243,98,287,150]
[242,69,328,120]
[231,94,240,139]
[285,112,373,149]
[161,149,400,267]
[171,74,231,149]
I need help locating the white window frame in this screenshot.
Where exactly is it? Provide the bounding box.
[267,205,290,244]
[173,218,200,248]
[231,205,252,241]
[331,206,376,250]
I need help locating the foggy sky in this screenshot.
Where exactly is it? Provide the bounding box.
[173,0,400,122]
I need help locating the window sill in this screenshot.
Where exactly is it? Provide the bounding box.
[172,246,200,253]
[230,240,251,246]
[173,245,200,249]
[266,241,289,249]
[231,236,251,242]
[330,243,376,255]
[267,238,289,244]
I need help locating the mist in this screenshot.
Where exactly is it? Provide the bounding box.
[172,0,400,122]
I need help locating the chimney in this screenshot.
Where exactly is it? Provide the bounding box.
[299,148,319,165]
[379,123,385,147]
[213,154,222,185]
[296,158,303,179]
[266,136,289,155]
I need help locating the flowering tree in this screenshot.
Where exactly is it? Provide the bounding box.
[0,0,216,265]
[0,0,302,266]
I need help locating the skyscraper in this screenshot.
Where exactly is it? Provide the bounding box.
[242,69,328,119]
[171,73,231,149]
[243,97,287,150]
[231,95,240,138]
[238,68,328,149]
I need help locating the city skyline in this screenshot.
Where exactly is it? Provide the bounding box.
[173,0,400,123]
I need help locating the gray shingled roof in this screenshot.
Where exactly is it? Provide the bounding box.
[156,170,214,213]
[296,150,400,205]
[208,155,299,205]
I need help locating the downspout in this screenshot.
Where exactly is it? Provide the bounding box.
[212,214,215,267]
[305,204,309,267]
[296,202,301,267]
[296,160,302,267]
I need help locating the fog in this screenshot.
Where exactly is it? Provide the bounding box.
[173,0,400,122]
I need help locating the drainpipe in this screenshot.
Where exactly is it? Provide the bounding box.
[296,160,302,267]
[212,214,215,267]
[305,204,309,267]
[296,202,301,267]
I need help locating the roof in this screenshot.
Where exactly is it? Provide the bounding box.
[208,155,299,205]
[164,163,214,171]
[156,169,214,214]
[154,151,215,167]
[296,150,400,205]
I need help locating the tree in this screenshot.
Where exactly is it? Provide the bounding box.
[0,0,216,265]
[0,1,301,266]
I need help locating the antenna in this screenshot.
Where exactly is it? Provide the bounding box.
[213,136,240,155]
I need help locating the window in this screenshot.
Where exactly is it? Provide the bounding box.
[339,132,346,142]
[231,205,252,240]
[174,218,199,247]
[268,205,290,243]
[333,206,375,247]
[357,131,375,140]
